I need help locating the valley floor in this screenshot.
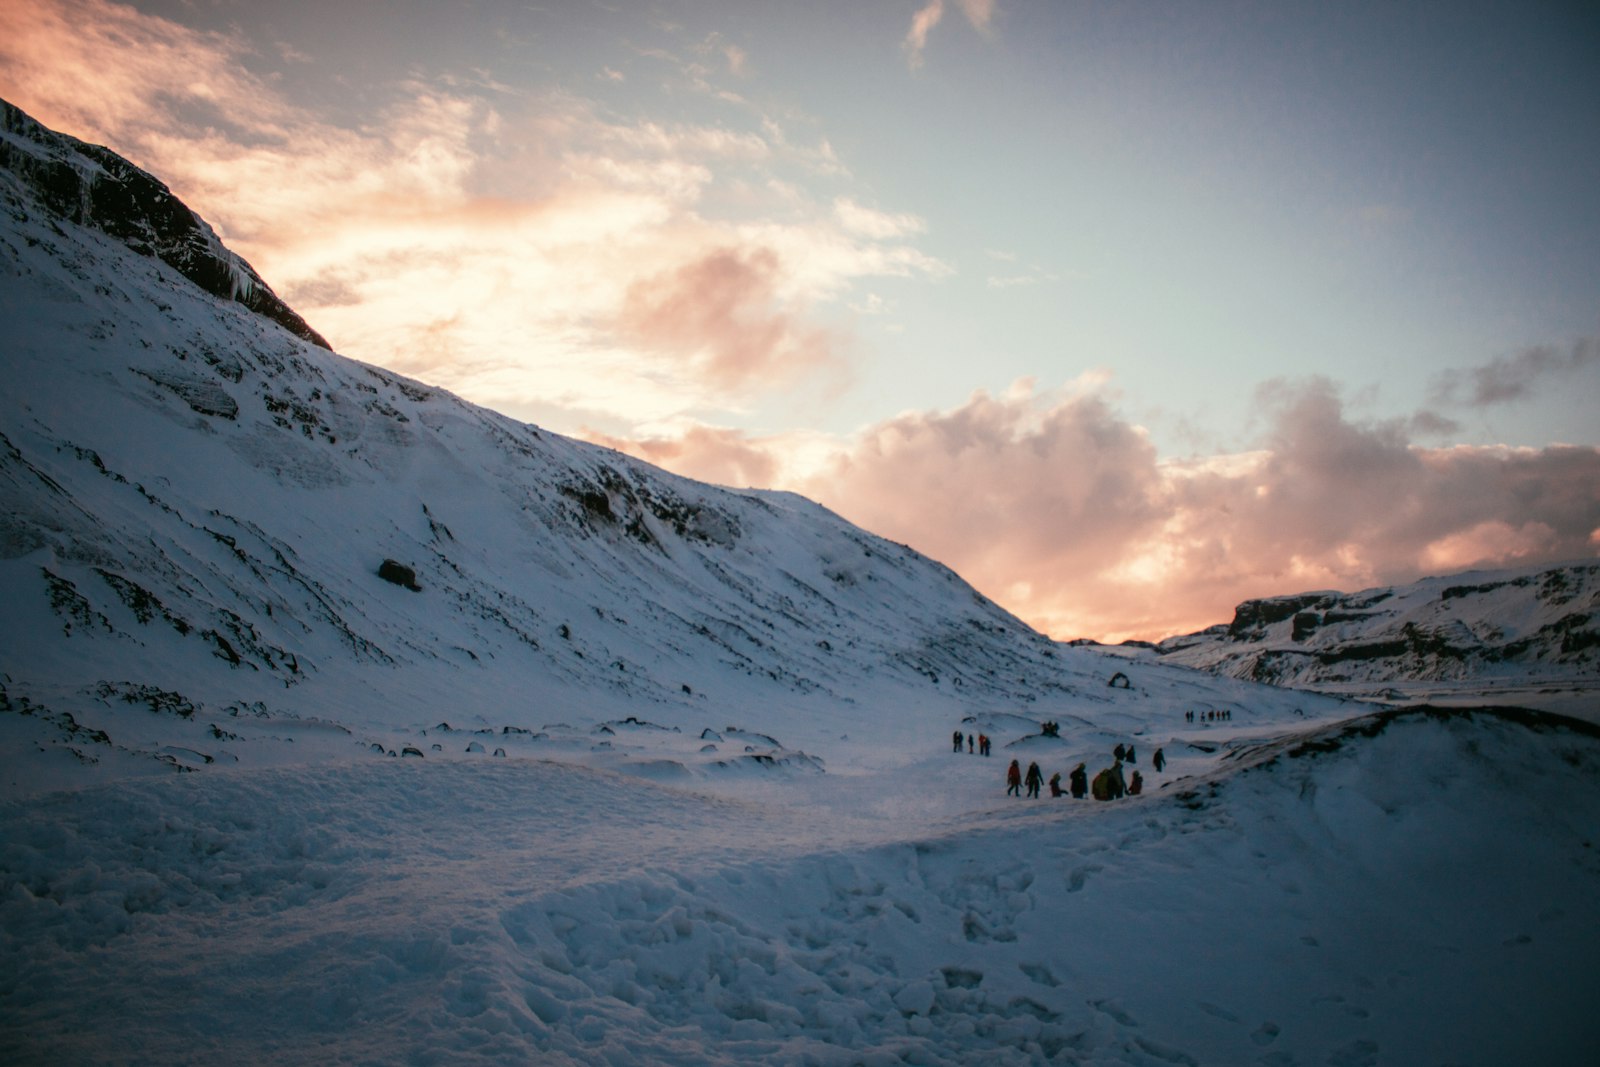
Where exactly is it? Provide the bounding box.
[3,704,1597,1066]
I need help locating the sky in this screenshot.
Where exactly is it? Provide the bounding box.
[2,0,1597,642]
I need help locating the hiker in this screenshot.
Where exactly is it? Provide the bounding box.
[1126,744,1136,765]
[1006,759,1022,796]
[1069,762,1088,799]
[979,734,990,756]
[1153,747,1166,773]
[1113,742,1126,762]
[1128,770,1144,795]
[1090,765,1121,801]
[1024,761,1044,799]
[953,730,964,753]
[968,734,975,754]
[1049,772,1065,797]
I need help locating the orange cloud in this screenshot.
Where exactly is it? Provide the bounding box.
[0,0,942,430]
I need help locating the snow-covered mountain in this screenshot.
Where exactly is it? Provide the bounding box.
[0,94,1258,790]
[1151,561,1599,714]
[4,99,1598,1066]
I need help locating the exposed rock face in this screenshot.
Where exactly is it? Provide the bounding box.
[0,98,329,349]
[1156,562,1600,697]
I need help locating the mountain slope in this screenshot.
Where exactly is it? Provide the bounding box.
[2,97,1323,793]
[1152,560,1599,714]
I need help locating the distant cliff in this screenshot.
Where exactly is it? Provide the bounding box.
[1154,561,1599,696]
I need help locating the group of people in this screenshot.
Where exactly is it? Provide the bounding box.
[1004,744,1168,802]
[1186,709,1231,722]
[953,730,993,756]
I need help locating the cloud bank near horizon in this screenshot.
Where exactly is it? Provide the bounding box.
[3,0,1596,642]
[594,376,1600,642]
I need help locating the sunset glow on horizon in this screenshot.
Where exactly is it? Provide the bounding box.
[3,0,1596,641]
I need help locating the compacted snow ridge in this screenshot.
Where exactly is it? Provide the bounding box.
[3,98,1598,1065]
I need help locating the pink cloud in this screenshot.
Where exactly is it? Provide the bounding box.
[602,379,1600,642]
[614,246,847,391]
[583,425,781,490]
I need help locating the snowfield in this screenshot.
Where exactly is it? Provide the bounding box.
[3,98,1599,1065]
[4,706,1598,1066]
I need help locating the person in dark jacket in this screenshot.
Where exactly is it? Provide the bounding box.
[1153,747,1166,773]
[1069,762,1088,798]
[1024,761,1044,799]
[1049,771,1065,797]
[1128,770,1144,795]
[1006,759,1022,796]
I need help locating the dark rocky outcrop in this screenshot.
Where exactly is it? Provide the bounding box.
[0,97,329,350]
[377,559,421,592]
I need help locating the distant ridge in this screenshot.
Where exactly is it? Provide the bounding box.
[1151,560,1599,712]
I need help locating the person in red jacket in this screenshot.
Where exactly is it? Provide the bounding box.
[1006,759,1022,796]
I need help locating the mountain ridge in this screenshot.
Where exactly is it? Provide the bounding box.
[1148,558,1599,714]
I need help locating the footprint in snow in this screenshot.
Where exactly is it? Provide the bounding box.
[1090,998,1139,1027]
[1250,1021,1281,1046]
[1067,864,1102,892]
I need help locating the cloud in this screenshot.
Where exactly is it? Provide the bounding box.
[614,246,845,391]
[833,197,926,240]
[903,0,996,69]
[1429,337,1600,408]
[602,377,1600,642]
[583,423,783,490]
[0,0,940,428]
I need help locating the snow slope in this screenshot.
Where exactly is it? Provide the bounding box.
[1150,562,1600,717]
[4,99,1598,1065]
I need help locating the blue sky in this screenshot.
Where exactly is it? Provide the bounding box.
[3,0,1597,638]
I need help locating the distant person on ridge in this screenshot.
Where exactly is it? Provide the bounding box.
[954,729,964,753]
[1024,761,1043,799]
[1006,759,1022,796]
[968,733,975,753]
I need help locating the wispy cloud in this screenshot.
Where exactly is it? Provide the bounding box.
[903,0,997,69]
[1429,337,1600,409]
[0,0,941,427]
